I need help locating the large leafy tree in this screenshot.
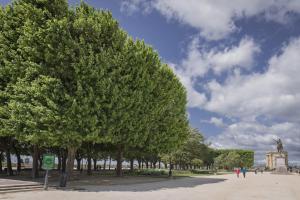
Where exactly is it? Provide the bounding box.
[0,0,189,182]
[0,0,126,179]
[101,39,189,176]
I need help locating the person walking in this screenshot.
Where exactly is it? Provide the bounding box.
[241,167,247,178]
[235,167,240,178]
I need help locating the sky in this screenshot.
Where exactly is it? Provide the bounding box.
[1,0,300,164]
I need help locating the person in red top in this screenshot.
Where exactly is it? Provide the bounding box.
[235,168,240,178]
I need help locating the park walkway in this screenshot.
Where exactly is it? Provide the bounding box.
[1,172,300,200]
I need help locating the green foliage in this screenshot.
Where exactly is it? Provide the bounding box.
[191,158,203,168]
[189,169,210,174]
[0,0,189,178]
[132,169,168,176]
[214,149,254,169]
[162,128,213,169]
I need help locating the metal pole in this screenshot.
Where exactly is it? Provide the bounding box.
[44,170,49,190]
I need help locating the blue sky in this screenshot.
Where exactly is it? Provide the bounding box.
[1,0,300,163]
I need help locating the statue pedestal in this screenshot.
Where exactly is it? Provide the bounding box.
[266,151,288,172]
[275,166,288,174]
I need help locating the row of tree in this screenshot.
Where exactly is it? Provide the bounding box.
[0,0,189,185]
[214,149,254,170]
[0,128,215,174]
[161,128,216,170]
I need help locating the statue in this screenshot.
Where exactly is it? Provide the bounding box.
[274,138,283,153]
[266,138,288,172]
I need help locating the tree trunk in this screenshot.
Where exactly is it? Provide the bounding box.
[93,158,97,171]
[61,154,67,173]
[108,156,111,170]
[87,156,92,175]
[116,145,123,177]
[5,149,13,176]
[103,159,106,170]
[76,158,81,171]
[57,152,61,171]
[38,156,43,170]
[66,147,76,180]
[138,159,141,169]
[153,161,157,169]
[145,161,149,169]
[158,160,161,169]
[32,145,39,178]
[16,151,21,173]
[0,152,3,173]
[130,159,134,172]
[13,143,22,173]
[168,160,173,177]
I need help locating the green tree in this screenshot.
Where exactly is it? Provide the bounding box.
[215,149,254,169]
[101,39,189,176]
[0,0,126,180]
[191,158,203,169]
[214,153,226,169]
[224,152,241,170]
[0,0,189,182]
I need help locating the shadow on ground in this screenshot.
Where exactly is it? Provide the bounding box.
[68,176,227,192]
[0,171,227,193]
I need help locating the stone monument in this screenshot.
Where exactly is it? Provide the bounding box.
[266,139,288,173]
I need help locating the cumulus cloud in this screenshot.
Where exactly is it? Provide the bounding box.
[171,36,259,107]
[121,0,300,40]
[120,0,151,15]
[202,117,225,128]
[180,36,260,78]
[205,38,300,163]
[208,38,260,74]
[205,38,300,122]
[210,121,300,163]
[173,36,300,163]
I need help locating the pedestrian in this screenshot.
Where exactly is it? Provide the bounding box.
[235,167,240,178]
[255,168,257,174]
[241,167,247,178]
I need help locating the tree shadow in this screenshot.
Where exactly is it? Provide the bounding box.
[66,176,227,192]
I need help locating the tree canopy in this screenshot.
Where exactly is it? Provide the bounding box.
[214,149,254,169]
[0,0,189,181]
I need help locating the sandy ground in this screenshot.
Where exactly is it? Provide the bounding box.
[1,172,300,200]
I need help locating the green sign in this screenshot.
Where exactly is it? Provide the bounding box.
[42,154,55,170]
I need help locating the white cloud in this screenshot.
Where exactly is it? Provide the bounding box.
[205,37,300,162]
[122,0,300,40]
[181,36,260,78]
[170,37,259,107]
[210,121,300,162]
[201,117,226,127]
[173,36,300,162]
[205,37,300,123]
[120,0,152,15]
[209,117,225,127]
[208,37,260,74]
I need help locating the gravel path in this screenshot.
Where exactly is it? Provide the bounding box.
[2,172,300,200]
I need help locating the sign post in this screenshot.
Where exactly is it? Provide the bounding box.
[42,154,55,190]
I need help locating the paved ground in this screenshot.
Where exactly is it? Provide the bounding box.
[1,172,300,200]
[0,178,40,187]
